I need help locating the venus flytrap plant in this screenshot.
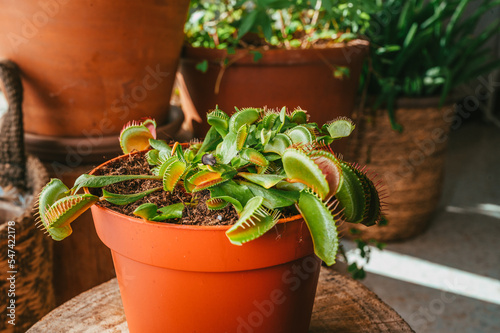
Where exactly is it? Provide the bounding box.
[37,108,383,266]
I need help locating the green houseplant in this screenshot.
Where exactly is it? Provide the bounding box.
[179,0,374,138]
[37,107,382,332]
[344,0,500,241]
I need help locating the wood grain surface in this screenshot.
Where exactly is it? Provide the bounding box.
[28,267,414,333]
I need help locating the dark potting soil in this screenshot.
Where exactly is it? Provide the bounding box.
[90,153,239,226]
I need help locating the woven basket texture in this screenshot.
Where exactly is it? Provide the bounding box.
[0,60,55,332]
[342,100,455,241]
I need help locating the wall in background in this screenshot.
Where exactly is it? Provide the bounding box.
[465,1,500,122]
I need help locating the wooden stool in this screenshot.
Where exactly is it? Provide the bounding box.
[28,267,413,332]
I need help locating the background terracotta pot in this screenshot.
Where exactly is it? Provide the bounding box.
[179,40,369,138]
[342,97,456,241]
[0,0,190,306]
[0,0,189,137]
[88,155,321,333]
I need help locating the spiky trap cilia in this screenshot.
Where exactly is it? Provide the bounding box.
[37,107,384,266]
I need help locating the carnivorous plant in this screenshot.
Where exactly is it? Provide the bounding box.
[37,107,383,265]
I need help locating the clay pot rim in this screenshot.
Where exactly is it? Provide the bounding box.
[25,105,184,163]
[182,39,369,66]
[85,150,303,230]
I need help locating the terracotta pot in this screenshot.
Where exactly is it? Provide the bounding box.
[342,96,456,241]
[0,0,189,137]
[179,40,369,138]
[25,105,184,164]
[87,154,321,333]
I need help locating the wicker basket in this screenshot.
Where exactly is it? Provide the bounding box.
[342,97,455,242]
[0,60,55,332]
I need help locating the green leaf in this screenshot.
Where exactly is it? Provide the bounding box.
[228,108,261,133]
[282,148,329,200]
[236,124,249,150]
[262,113,279,129]
[209,180,253,207]
[133,203,159,220]
[290,109,308,124]
[133,202,184,221]
[197,126,222,156]
[241,181,299,209]
[120,119,156,154]
[334,162,366,223]
[38,179,74,240]
[375,45,401,55]
[149,139,171,154]
[250,50,263,62]
[316,135,334,145]
[297,190,338,266]
[240,148,269,167]
[275,180,307,192]
[206,198,228,210]
[73,174,159,193]
[209,195,243,213]
[287,125,314,144]
[207,107,230,138]
[40,179,70,217]
[43,194,99,239]
[146,149,161,165]
[403,23,418,48]
[188,170,222,186]
[308,150,342,199]
[226,196,280,245]
[237,10,259,39]
[102,187,162,205]
[156,202,185,220]
[45,226,74,242]
[334,162,381,226]
[264,153,281,162]
[260,128,273,146]
[195,59,209,73]
[257,10,273,41]
[278,106,287,132]
[263,133,292,155]
[219,132,239,164]
[238,172,285,189]
[163,160,187,191]
[444,0,470,46]
[325,118,355,139]
[333,66,350,79]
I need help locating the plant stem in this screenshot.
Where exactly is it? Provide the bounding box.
[278,10,290,49]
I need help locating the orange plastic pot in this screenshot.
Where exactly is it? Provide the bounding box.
[179,40,369,138]
[88,154,321,333]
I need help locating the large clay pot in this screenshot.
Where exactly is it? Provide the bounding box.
[87,155,321,333]
[179,40,369,138]
[0,0,189,137]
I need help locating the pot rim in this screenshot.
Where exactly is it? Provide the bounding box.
[182,39,370,66]
[87,151,315,272]
[85,149,303,230]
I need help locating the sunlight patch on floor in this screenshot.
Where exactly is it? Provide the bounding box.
[446,203,500,220]
[346,247,500,305]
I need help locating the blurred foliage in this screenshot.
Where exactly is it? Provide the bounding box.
[361,0,500,131]
[184,0,377,50]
